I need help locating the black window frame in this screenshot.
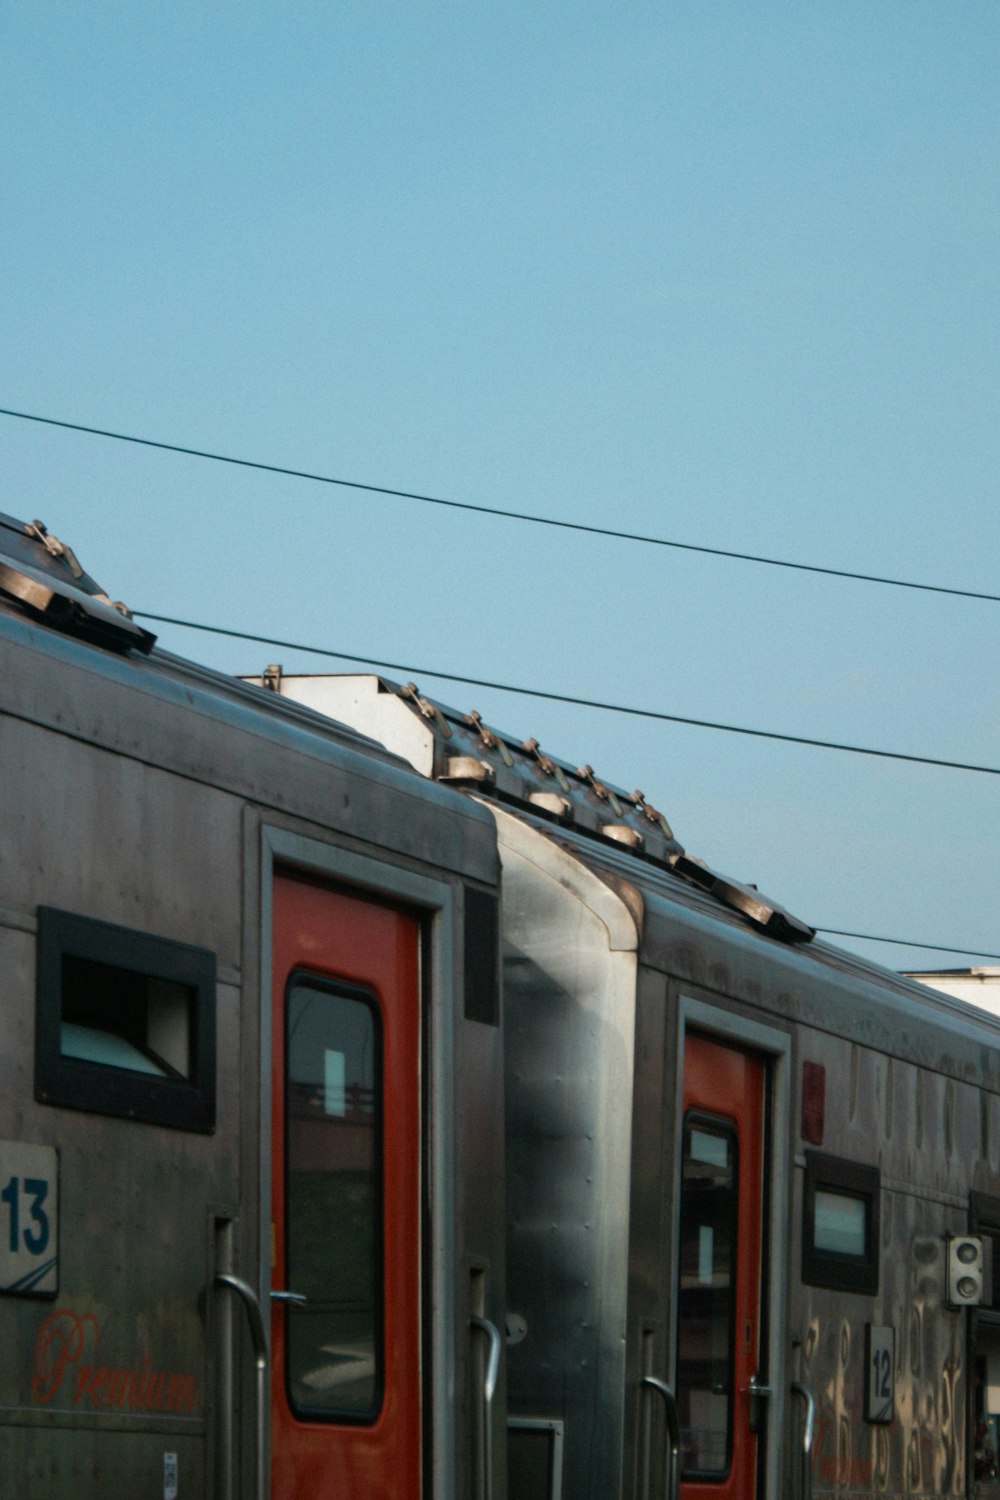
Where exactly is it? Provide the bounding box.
[35,906,216,1133]
[802,1150,879,1294]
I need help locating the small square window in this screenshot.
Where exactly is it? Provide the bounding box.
[35,907,216,1133]
[802,1151,879,1294]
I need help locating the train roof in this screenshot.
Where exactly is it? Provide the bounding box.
[0,518,498,886]
[251,669,1000,1088]
[501,804,1000,1088]
[242,669,815,941]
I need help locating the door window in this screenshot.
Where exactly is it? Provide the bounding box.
[285,978,382,1422]
[677,1117,738,1477]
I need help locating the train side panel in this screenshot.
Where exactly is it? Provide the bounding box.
[0,607,504,1500]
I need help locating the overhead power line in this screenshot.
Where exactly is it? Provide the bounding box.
[3,404,997,604]
[138,610,1000,778]
[816,929,1000,961]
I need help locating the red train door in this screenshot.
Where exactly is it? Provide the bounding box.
[270,871,421,1500]
[677,1034,765,1500]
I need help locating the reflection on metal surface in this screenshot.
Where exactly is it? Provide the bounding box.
[500,829,637,1500]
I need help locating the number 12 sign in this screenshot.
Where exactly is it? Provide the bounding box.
[0,1141,59,1297]
[865,1324,895,1424]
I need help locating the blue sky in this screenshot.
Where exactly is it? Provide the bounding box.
[2,2,997,971]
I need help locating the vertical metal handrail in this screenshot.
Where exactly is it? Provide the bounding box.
[642,1376,681,1500]
[471,1315,501,1500]
[216,1274,269,1500]
[790,1381,815,1500]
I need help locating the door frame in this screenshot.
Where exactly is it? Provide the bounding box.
[259,825,460,1499]
[673,995,792,1500]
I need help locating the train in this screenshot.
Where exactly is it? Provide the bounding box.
[1,509,998,1500]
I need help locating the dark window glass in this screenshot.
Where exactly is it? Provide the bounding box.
[802,1152,879,1294]
[35,907,215,1132]
[676,1117,738,1477]
[61,957,192,1078]
[463,886,499,1026]
[285,978,382,1421]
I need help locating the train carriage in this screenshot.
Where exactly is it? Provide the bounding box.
[2,502,999,1500]
[264,669,1000,1500]
[0,517,506,1500]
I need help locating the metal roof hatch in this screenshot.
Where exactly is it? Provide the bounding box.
[0,515,156,653]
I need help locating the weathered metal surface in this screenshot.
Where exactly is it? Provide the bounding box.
[784,1024,985,1496]
[242,671,684,864]
[0,611,498,889]
[497,810,638,1500]
[0,575,503,1499]
[228,667,1000,1499]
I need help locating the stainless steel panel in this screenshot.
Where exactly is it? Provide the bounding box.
[497,813,638,1500]
[785,1022,992,1497]
[0,716,242,964]
[0,597,501,1499]
[0,609,498,888]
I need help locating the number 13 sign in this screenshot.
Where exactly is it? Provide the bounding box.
[0,1141,59,1297]
[865,1324,895,1424]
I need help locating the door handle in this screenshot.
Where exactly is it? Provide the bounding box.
[790,1381,815,1500]
[471,1316,502,1500]
[215,1274,268,1500]
[270,1289,308,1304]
[748,1371,771,1434]
[642,1376,681,1500]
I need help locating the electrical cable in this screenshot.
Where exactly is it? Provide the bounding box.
[815,930,1000,961]
[137,610,1000,778]
[138,609,1000,961]
[3,404,997,604]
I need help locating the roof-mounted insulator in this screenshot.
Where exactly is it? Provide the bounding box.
[523,737,570,793]
[631,789,674,839]
[440,756,494,784]
[263,663,283,692]
[400,682,452,738]
[603,824,644,849]
[466,710,514,767]
[26,519,137,620]
[577,764,624,817]
[27,520,84,579]
[642,804,673,839]
[528,790,572,819]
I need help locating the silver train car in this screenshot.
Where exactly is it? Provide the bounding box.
[0,516,506,1500]
[2,506,1000,1500]
[258,669,1000,1500]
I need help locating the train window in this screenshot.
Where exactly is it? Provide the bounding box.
[676,1115,738,1478]
[35,906,216,1132]
[463,885,500,1026]
[284,977,383,1423]
[802,1151,879,1294]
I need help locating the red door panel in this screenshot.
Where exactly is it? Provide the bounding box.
[271,872,421,1500]
[679,1034,764,1500]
